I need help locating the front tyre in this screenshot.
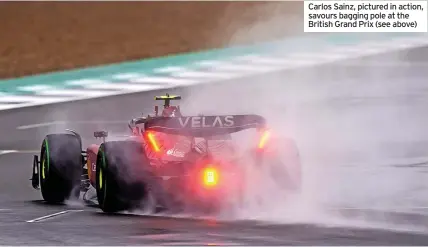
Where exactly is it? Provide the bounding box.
[96,141,149,213]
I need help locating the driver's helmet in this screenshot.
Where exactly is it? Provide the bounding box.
[161,106,182,117]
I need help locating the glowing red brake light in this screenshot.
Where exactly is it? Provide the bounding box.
[258,130,271,149]
[146,131,160,152]
[202,166,218,187]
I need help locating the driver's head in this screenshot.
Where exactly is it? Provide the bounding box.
[161,106,182,117]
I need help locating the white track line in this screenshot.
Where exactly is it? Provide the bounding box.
[233,55,298,65]
[0,150,40,155]
[18,85,53,91]
[0,103,25,111]
[203,63,281,72]
[65,79,107,86]
[0,95,65,104]
[129,76,197,84]
[0,150,17,156]
[171,70,242,79]
[111,73,144,80]
[154,66,187,73]
[26,210,84,223]
[84,83,167,91]
[16,121,66,130]
[36,89,114,97]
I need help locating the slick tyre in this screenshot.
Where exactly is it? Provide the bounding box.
[96,141,149,213]
[40,134,82,204]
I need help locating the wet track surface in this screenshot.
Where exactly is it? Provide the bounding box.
[1,46,428,245]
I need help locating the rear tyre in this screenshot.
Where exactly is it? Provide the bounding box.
[96,141,149,213]
[40,134,82,204]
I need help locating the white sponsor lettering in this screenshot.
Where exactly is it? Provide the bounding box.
[178,116,235,128]
[191,116,201,128]
[202,117,210,128]
[166,148,185,158]
[178,117,190,127]
[212,117,222,127]
[224,116,234,127]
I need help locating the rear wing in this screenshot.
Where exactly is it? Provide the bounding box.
[143,115,266,137]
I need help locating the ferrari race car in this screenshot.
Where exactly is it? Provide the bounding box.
[30,94,301,213]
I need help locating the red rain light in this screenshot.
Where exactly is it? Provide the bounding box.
[146,131,160,152]
[202,166,218,187]
[258,130,271,149]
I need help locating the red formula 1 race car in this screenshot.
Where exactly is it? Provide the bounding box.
[31,94,301,213]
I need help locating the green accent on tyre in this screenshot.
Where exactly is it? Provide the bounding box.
[41,157,46,180]
[99,166,103,189]
[99,148,107,209]
[101,149,106,169]
[44,139,50,172]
